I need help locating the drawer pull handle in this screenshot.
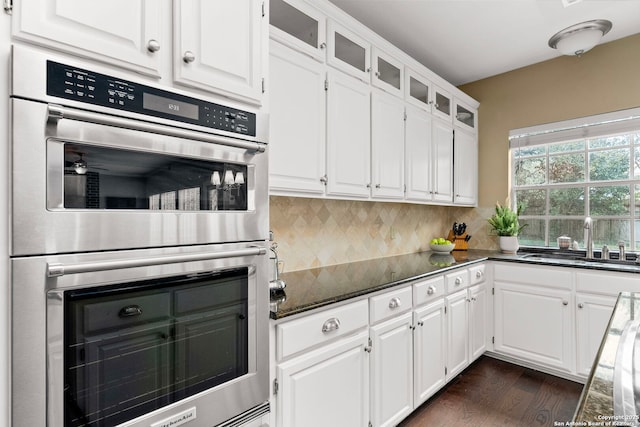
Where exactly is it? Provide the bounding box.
[321,318,341,333]
[389,297,402,309]
[119,305,143,318]
[427,286,436,295]
[455,277,463,285]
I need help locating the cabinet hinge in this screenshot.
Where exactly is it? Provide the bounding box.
[3,0,12,14]
[324,79,329,91]
[445,366,448,375]
[261,2,265,17]
[369,422,373,427]
[492,336,495,344]
[403,111,407,121]
[261,78,265,94]
[444,306,447,315]
[492,287,495,296]
[364,337,372,353]
[273,378,279,395]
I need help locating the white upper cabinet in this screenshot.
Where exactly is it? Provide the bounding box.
[371,91,405,200]
[405,68,432,113]
[269,0,327,61]
[327,21,371,83]
[432,84,452,122]
[372,48,403,98]
[269,40,326,195]
[326,70,371,198]
[12,0,163,77]
[405,106,433,202]
[454,129,478,206]
[174,0,265,105]
[431,118,454,203]
[454,99,477,132]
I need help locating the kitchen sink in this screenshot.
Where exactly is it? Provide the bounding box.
[519,251,640,267]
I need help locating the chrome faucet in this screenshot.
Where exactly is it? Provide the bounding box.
[269,242,286,291]
[584,217,593,259]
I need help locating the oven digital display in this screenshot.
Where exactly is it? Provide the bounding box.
[143,93,199,120]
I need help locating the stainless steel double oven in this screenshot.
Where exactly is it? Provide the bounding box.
[10,46,269,427]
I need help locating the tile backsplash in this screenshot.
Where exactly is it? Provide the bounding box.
[270,196,498,272]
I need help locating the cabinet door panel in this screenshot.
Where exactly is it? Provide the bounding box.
[469,284,487,361]
[277,330,370,427]
[454,129,478,206]
[446,290,468,380]
[371,91,404,199]
[13,0,162,76]
[414,300,446,406]
[432,119,453,203]
[175,0,263,104]
[494,282,573,372]
[576,293,616,376]
[370,313,413,427]
[405,106,432,202]
[269,41,326,194]
[326,71,371,198]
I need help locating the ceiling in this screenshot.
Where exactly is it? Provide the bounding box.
[327,0,640,86]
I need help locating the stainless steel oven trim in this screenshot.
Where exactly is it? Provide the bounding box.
[47,104,266,153]
[12,242,269,427]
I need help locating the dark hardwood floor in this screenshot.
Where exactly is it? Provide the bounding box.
[398,356,584,427]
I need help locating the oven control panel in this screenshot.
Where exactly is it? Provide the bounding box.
[46,60,257,137]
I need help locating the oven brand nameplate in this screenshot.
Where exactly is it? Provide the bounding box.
[149,407,196,427]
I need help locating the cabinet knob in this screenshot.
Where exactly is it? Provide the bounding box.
[366,67,372,73]
[562,301,569,306]
[147,39,161,53]
[375,71,381,77]
[476,271,483,278]
[375,184,381,189]
[427,285,436,295]
[471,297,477,302]
[320,175,328,184]
[389,297,402,309]
[418,321,424,327]
[183,51,196,63]
[455,277,462,285]
[578,303,584,309]
[366,183,371,188]
[321,317,341,333]
[320,42,326,49]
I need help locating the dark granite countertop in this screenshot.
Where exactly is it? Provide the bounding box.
[574,292,640,425]
[270,249,492,319]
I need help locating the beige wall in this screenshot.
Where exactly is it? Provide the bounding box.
[459,33,640,209]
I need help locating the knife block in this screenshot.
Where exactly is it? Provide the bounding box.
[447,230,469,251]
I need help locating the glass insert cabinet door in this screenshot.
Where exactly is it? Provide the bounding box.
[455,101,476,130]
[432,85,452,122]
[372,48,403,97]
[60,142,248,211]
[405,68,431,112]
[269,0,326,61]
[328,21,371,82]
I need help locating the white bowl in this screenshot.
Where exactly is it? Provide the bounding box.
[430,243,455,253]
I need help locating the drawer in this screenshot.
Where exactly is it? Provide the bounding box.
[369,286,412,324]
[576,270,640,296]
[469,264,486,286]
[276,299,369,360]
[445,269,469,294]
[413,275,445,307]
[494,262,571,290]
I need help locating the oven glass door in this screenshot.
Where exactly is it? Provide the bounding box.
[62,142,248,211]
[64,268,249,427]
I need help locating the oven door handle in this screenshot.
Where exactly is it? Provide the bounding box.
[47,104,266,153]
[46,246,267,277]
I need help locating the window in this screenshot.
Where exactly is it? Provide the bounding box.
[510,108,640,250]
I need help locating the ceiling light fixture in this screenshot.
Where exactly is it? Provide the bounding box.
[548,19,612,57]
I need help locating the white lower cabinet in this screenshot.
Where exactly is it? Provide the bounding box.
[413,299,446,406]
[273,264,489,427]
[370,312,414,427]
[493,263,574,374]
[445,289,469,381]
[276,329,370,427]
[575,293,616,376]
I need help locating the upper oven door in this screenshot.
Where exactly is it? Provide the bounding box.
[10,98,268,256]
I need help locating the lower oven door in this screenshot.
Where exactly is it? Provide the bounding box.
[11,242,269,427]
